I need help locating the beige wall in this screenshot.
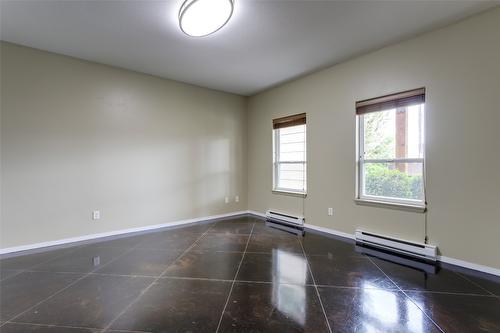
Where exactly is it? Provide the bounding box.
[247,7,500,269]
[1,7,499,270]
[0,42,247,248]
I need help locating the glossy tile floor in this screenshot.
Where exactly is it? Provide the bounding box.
[1,216,499,332]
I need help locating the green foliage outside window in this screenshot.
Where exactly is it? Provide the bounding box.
[362,110,423,201]
[364,163,423,200]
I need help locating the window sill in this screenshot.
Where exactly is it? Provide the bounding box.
[354,198,426,213]
[272,190,307,198]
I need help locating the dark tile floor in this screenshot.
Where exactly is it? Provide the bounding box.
[1,216,499,333]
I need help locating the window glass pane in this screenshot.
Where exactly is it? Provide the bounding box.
[274,123,306,192]
[363,109,395,159]
[277,162,306,191]
[280,151,306,162]
[406,104,425,159]
[363,104,424,159]
[278,124,306,162]
[362,162,424,201]
[279,125,305,136]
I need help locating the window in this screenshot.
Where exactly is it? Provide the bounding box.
[356,88,425,207]
[273,113,307,194]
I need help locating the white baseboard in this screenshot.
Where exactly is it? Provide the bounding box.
[247,209,499,276]
[0,210,248,255]
[438,255,500,277]
[303,223,355,240]
[248,210,354,239]
[247,210,266,218]
[3,209,499,276]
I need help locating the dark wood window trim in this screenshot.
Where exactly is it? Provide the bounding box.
[273,113,306,129]
[356,88,425,115]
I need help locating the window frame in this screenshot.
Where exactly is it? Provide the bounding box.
[355,95,426,211]
[272,124,307,196]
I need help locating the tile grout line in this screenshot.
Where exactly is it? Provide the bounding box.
[307,253,368,258]
[316,282,499,296]
[7,266,497,298]
[214,222,255,333]
[8,320,153,333]
[28,245,84,269]
[454,271,496,296]
[195,249,305,255]
[14,270,161,280]
[110,329,152,333]
[0,245,83,283]
[3,220,499,332]
[367,256,446,333]
[396,290,498,297]
[0,270,24,283]
[100,223,218,332]
[162,276,315,286]
[0,241,147,330]
[6,321,108,332]
[298,237,333,333]
[107,329,152,333]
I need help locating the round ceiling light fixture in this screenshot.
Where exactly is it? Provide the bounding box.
[179,0,234,37]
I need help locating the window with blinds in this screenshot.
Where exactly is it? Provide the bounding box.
[272,113,307,194]
[356,88,426,207]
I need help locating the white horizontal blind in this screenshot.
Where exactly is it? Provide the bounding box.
[274,124,307,193]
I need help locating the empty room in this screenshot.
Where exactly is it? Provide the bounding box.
[1,1,499,332]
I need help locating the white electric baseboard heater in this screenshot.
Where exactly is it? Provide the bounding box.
[355,229,437,261]
[265,210,305,235]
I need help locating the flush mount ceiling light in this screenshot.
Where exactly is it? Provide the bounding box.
[179,0,234,37]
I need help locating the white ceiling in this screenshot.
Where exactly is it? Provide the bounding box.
[1,0,497,96]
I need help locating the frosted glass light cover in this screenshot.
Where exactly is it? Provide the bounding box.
[179,0,234,37]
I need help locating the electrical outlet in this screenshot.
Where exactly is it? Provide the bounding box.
[328,208,333,216]
[92,210,101,220]
[224,197,229,204]
[235,195,239,203]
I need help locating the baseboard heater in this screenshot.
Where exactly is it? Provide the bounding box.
[355,229,437,262]
[265,210,305,235]
[355,245,437,274]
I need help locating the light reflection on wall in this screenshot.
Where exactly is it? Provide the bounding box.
[201,138,231,208]
[271,249,308,326]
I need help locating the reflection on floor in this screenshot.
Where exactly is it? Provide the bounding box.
[1,216,499,332]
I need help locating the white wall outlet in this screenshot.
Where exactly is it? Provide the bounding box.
[235,195,239,203]
[224,197,229,204]
[328,208,333,216]
[92,210,101,220]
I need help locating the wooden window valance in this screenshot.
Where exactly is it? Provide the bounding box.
[356,88,425,115]
[272,113,306,129]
